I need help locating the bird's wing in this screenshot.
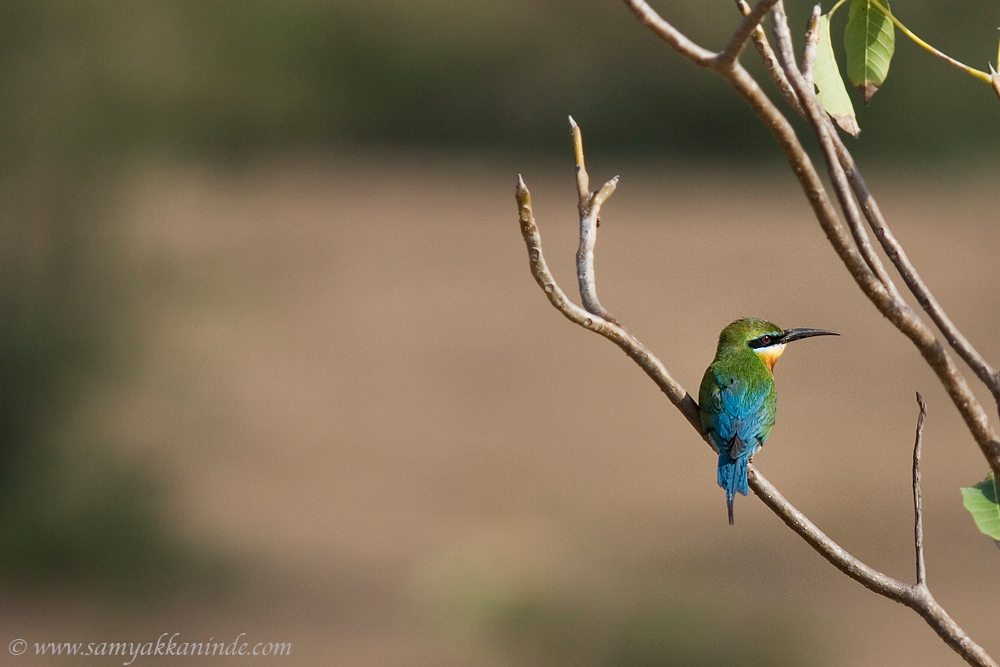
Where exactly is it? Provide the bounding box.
[710,367,772,460]
[699,366,731,454]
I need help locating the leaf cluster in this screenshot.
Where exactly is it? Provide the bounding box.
[812,0,999,136]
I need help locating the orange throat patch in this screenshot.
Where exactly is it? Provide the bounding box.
[755,344,786,372]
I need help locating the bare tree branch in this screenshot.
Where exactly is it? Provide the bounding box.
[765,1,1000,479]
[913,392,927,587]
[732,1,1000,414]
[518,0,1000,659]
[515,123,997,665]
[768,3,901,300]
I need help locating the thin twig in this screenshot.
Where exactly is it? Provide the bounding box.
[620,0,716,66]
[716,0,781,68]
[913,392,927,587]
[571,116,589,202]
[734,0,803,114]
[570,117,620,324]
[801,5,821,88]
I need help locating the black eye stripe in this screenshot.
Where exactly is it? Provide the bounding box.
[748,333,782,349]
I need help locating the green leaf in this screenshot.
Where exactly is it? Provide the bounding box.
[961,473,1000,540]
[844,0,895,103]
[813,13,860,137]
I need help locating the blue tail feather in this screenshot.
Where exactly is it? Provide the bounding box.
[717,453,749,525]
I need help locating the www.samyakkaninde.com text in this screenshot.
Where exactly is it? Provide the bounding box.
[10,633,290,664]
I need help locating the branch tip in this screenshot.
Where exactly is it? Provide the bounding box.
[571,120,590,206]
[515,175,531,210]
[594,176,619,207]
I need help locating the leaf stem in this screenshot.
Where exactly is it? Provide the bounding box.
[868,0,993,84]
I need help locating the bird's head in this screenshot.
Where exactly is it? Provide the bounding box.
[717,317,839,371]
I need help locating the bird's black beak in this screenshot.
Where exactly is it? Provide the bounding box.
[779,328,840,344]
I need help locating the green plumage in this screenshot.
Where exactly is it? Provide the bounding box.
[699,318,780,457]
[698,318,838,524]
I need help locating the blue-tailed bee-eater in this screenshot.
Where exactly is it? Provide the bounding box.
[699,318,838,524]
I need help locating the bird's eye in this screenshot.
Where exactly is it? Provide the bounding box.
[749,333,781,349]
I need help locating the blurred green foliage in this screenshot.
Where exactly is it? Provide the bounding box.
[427,568,820,667]
[0,0,997,164]
[419,536,822,667]
[0,170,214,593]
[491,590,818,667]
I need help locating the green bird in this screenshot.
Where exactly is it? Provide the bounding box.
[699,318,838,524]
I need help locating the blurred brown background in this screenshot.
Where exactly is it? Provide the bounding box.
[1,1,999,665]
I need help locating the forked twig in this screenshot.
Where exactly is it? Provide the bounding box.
[570,117,620,324]
[515,174,699,431]
[717,0,781,67]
